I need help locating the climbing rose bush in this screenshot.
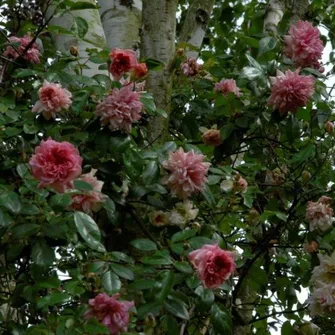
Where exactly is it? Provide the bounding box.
[214,78,241,96]
[188,244,236,289]
[4,34,41,63]
[306,196,334,232]
[84,293,134,335]
[162,147,210,199]
[109,48,138,80]
[29,138,83,192]
[32,80,72,120]
[267,69,315,115]
[284,20,324,71]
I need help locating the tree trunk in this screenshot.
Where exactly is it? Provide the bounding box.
[47,0,107,77]
[264,0,285,33]
[98,0,142,50]
[141,0,178,144]
[179,0,214,58]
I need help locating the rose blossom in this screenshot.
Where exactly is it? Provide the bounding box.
[188,244,236,289]
[109,48,138,80]
[149,210,170,227]
[325,121,334,134]
[214,79,241,97]
[84,293,134,335]
[32,80,72,120]
[162,147,210,199]
[132,63,148,80]
[181,57,201,77]
[284,21,324,71]
[29,138,82,193]
[4,35,41,64]
[96,85,143,132]
[309,282,335,316]
[71,169,105,214]
[267,69,314,116]
[304,241,319,254]
[202,129,222,146]
[306,196,333,232]
[311,251,335,285]
[169,200,199,226]
[233,175,248,193]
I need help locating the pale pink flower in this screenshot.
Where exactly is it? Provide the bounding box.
[4,35,41,64]
[109,48,138,81]
[306,196,333,232]
[162,148,210,199]
[181,57,201,77]
[188,244,236,289]
[284,21,324,71]
[149,210,170,227]
[96,85,143,132]
[32,80,72,120]
[267,69,315,116]
[311,251,335,285]
[202,129,222,146]
[214,79,241,97]
[309,283,335,316]
[84,293,134,335]
[29,138,82,193]
[71,169,105,214]
[234,175,248,193]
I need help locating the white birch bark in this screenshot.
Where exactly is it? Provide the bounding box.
[179,0,214,59]
[98,0,142,50]
[47,0,107,77]
[263,0,284,33]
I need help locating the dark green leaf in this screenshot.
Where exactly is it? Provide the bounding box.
[131,239,157,251]
[31,239,55,266]
[157,271,174,302]
[259,37,277,55]
[102,271,121,293]
[0,191,21,214]
[111,263,134,280]
[37,292,70,309]
[171,229,197,243]
[73,180,94,192]
[164,298,189,320]
[142,250,173,265]
[142,161,160,185]
[211,304,232,335]
[12,224,39,238]
[49,193,72,210]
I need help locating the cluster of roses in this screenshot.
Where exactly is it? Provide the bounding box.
[305,196,335,315]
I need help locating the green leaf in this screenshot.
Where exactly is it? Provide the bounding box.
[74,212,106,252]
[37,292,70,309]
[142,250,172,265]
[83,318,110,334]
[258,36,277,55]
[49,193,72,210]
[240,66,263,80]
[12,224,39,238]
[137,301,162,319]
[220,123,234,140]
[189,237,214,249]
[74,17,88,38]
[4,127,21,137]
[102,271,121,293]
[171,229,197,243]
[157,271,174,302]
[73,180,94,192]
[65,1,98,10]
[12,69,38,78]
[131,239,157,251]
[36,277,61,289]
[211,304,232,335]
[140,93,156,113]
[142,161,160,185]
[245,54,263,71]
[31,239,55,266]
[145,58,164,70]
[129,279,156,290]
[164,298,189,320]
[0,191,21,214]
[195,286,215,310]
[281,321,294,335]
[290,144,315,164]
[17,164,30,179]
[23,124,39,134]
[173,261,193,274]
[111,263,134,280]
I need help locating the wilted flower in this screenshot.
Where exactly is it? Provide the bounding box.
[4,35,41,64]
[109,48,138,81]
[306,196,333,232]
[169,200,199,225]
[84,293,134,335]
[96,85,143,132]
[202,129,222,146]
[304,241,319,254]
[309,282,335,316]
[71,169,105,215]
[233,175,248,193]
[131,63,148,80]
[267,69,314,116]
[325,121,334,134]
[181,57,201,77]
[188,244,236,289]
[162,148,210,199]
[284,21,324,71]
[32,80,72,120]
[29,138,82,193]
[214,79,241,97]
[149,211,170,227]
[311,251,335,285]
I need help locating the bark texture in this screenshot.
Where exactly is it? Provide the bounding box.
[264,0,285,33]
[98,0,142,50]
[141,0,178,144]
[179,0,214,58]
[47,0,107,77]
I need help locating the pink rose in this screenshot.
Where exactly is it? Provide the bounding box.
[132,63,148,80]
[4,35,41,64]
[181,57,201,77]
[188,244,236,289]
[214,79,241,97]
[29,138,83,193]
[109,48,138,81]
[267,69,314,116]
[162,147,211,199]
[96,85,143,132]
[284,21,324,71]
[32,80,72,120]
[71,169,105,214]
[202,129,222,147]
[306,196,334,232]
[84,293,134,335]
